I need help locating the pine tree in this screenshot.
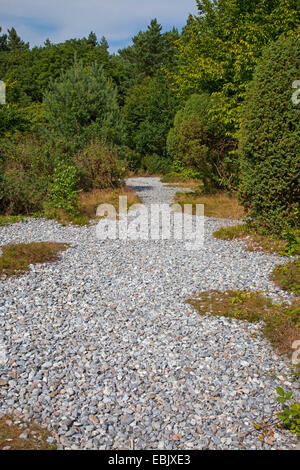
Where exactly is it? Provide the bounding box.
[43,61,123,146]
[0,27,8,51]
[87,31,97,47]
[7,28,29,50]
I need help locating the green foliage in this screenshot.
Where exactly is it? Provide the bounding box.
[122,74,178,167]
[239,36,300,234]
[48,164,81,215]
[165,160,202,181]
[43,61,123,147]
[271,260,300,296]
[0,215,26,226]
[140,154,172,175]
[276,388,300,437]
[168,0,300,134]
[167,93,236,191]
[0,30,112,104]
[0,27,29,51]
[0,169,49,215]
[118,19,179,85]
[280,231,300,257]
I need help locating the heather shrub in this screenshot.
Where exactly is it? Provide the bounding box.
[74,140,126,190]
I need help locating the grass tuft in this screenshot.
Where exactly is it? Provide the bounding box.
[0,215,27,226]
[79,185,141,220]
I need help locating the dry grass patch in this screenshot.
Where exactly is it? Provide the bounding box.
[0,415,56,450]
[79,185,141,220]
[213,225,300,256]
[174,191,245,220]
[271,260,300,296]
[187,290,300,358]
[0,242,68,277]
[48,185,142,226]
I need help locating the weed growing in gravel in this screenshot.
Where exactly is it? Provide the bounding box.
[271,260,300,296]
[0,415,57,450]
[276,387,300,437]
[0,242,69,276]
[187,290,300,358]
[213,225,300,256]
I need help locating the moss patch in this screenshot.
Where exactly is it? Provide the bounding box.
[213,224,300,256]
[187,290,300,357]
[0,415,56,450]
[0,242,68,277]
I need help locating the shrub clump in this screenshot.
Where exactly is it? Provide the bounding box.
[74,140,126,190]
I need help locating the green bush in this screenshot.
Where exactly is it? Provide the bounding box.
[239,36,300,234]
[122,74,178,166]
[167,93,236,192]
[47,164,81,215]
[0,135,53,215]
[141,154,171,175]
[0,169,49,215]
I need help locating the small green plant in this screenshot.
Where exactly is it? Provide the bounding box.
[276,387,300,437]
[47,164,81,216]
[271,260,300,296]
[280,231,300,257]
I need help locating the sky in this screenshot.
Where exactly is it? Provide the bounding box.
[0,0,198,52]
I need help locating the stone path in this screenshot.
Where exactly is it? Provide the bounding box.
[0,177,299,449]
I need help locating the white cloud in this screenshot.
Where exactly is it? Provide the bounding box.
[0,0,197,51]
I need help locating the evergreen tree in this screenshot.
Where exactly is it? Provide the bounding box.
[239,36,300,233]
[43,61,123,147]
[87,31,97,47]
[7,27,29,50]
[0,27,8,51]
[118,19,179,84]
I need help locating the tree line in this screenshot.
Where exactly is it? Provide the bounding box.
[0,0,299,235]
